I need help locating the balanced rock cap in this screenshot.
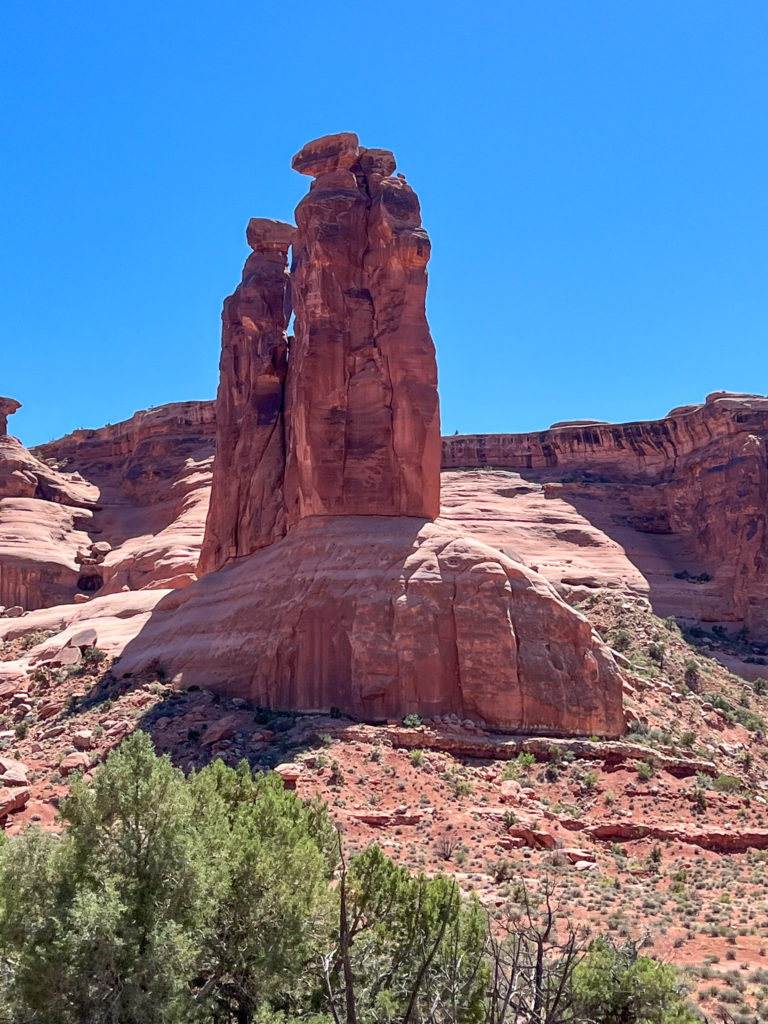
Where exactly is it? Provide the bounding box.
[291,132,360,177]
[358,148,397,177]
[246,218,295,253]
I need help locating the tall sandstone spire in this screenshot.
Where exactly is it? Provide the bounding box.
[284,133,441,523]
[199,133,441,576]
[136,134,624,737]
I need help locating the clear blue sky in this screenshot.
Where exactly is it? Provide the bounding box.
[3,1,767,445]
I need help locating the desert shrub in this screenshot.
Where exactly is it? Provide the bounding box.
[573,937,698,1024]
[683,660,700,690]
[647,642,666,665]
[713,774,741,793]
[0,734,701,1024]
[81,645,107,668]
[611,629,632,652]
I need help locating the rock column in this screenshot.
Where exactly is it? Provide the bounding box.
[283,133,441,524]
[199,219,294,575]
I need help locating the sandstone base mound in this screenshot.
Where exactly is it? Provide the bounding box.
[117,515,623,736]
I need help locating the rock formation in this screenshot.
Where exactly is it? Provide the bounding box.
[199,220,293,574]
[1,402,215,609]
[442,393,768,638]
[284,133,441,525]
[200,133,441,575]
[0,398,21,436]
[118,515,623,735]
[114,133,625,738]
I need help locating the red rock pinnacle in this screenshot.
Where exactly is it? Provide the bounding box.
[286,133,441,524]
[199,220,294,574]
[200,133,441,573]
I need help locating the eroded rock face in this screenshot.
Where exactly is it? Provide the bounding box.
[118,517,624,736]
[2,402,215,609]
[36,402,216,597]
[198,219,293,574]
[442,393,768,636]
[0,432,98,609]
[285,132,441,523]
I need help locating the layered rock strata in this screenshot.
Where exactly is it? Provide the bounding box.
[442,393,768,634]
[1,402,215,609]
[118,516,624,735]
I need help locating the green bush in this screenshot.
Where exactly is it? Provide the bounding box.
[713,774,741,793]
[573,937,698,1024]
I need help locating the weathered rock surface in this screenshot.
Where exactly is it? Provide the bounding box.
[284,132,441,525]
[199,220,293,573]
[0,431,99,609]
[118,516,624,736]
[442,393,768,638]
[2,402,215,610]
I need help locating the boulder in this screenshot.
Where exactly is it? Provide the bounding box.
[0,757,28,786]
[291,132,360,177]
[59,751,91,776]
[72,729,95,751]
[0,786,29,817]
[273,762,302,788]
[200,715,238,746]
[49,646,82,668]
[69,627,98,649]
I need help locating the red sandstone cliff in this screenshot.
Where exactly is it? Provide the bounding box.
[441,393,768,637]
[1,402,215,610]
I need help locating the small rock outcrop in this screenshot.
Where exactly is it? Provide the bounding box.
[0,398,21,436]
